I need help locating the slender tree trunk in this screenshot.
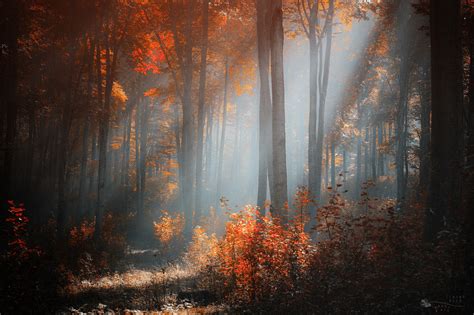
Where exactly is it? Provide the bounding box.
[325,142,329,189]
[78,38,95,220]
[135,103,142,216]
[314,0,335,203]
[205,104,213,191]
[256,0,272,213]
[419,63,430,194]
[138,100,149,223]
[371,125,377,181]
[89,126,97,209]
[121,95,135,214]
[270,0,288,222]
[378,121,385,177]
[217,59,229,202]
[95,18,119,239]
[355,103,362,199]
[330,138,336,190]
[57,21,79,240]
[307,2,319,223]
[396,2,414,208]
[195,0,209,221]
[364,127,369,182]
[343,148,347,182]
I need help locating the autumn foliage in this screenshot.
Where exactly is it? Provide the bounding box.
[182,192,466,313]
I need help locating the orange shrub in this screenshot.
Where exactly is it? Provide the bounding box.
[153,210,184,249]
[216,206,312,305]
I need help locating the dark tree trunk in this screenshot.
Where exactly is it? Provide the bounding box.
[465,6,474,311]
[138,100,149,223]
[135,103,142,216]
[425,0,463,240]
[2,0,19,197]
[78,38,95,220]
[57,19,79,240]
[419,63,431,195]
[396,1,414,209]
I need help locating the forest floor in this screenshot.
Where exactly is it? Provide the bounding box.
[56,249,226,315]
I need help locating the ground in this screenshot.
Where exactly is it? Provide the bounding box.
[56,249,226,315]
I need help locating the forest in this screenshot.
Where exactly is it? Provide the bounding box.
[0,0,473,313]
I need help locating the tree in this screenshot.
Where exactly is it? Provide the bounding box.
[425,0,463,240]
[256,0,273,214]
[195,0,210,221]
[270,0,288,222]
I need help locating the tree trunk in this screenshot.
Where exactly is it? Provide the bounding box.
[256,0,272,214]
[465,6,474,311]
[307,5,319,211]
[135,103,142,216]
[2,0,19,197]
[364,127,369,182]
[95,19,119,239]
[181,0,196,235]
[425,0,463,240]
[396,2,414,209]
[325,142,329,190]
[419,62,430,195]
[330,138,336,191]
[57,22,79,240]
[195,0,209,221]
[355,102,362,199]
[270,0,288,222]
[138,99,149,223]
[378,122,385,177]
[217,59,229,203]
[371,125,377,181]
[78,37,95,220]
[314,0,335,203]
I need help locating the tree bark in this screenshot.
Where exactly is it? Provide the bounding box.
[256,0,272,214]
[78,37,96,220]
[307,0,320,221]
[371,125,377,181]
[330,138,336,190]
[180,0,196,234]
[425,0,463,240]
[314,0,335,203]
[419,63,430,195]
[378,122,385,177]
[2,0,19,197]
[217,59,229,203]
[195,0,209,221]
[270,0,288,222]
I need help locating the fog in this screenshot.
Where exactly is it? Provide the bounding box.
[199,16,376,214]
